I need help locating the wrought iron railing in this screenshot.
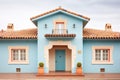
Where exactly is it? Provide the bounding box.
[52,29,68,34]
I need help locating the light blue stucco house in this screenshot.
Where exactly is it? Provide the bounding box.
[0,7,120,73]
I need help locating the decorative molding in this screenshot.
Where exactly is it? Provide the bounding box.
[78,50,81,54]
[8,46,29,64]
[53,18,67,34]
[92,46,113,64]
[44,41,76,72]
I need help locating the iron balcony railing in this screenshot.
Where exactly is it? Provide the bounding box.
[52,29,68,34]
[45,29,76,38]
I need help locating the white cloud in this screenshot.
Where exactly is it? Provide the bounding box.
[0,0,119,32]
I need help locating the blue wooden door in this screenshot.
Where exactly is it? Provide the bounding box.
[55,50,65,71]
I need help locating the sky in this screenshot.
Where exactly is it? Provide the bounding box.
[0,0,120,32]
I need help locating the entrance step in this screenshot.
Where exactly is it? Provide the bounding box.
[36,72,84,77]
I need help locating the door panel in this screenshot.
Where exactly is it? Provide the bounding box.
[55,50,65,71]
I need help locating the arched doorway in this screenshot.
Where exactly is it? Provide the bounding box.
[44,41,76,73]
[49,45,72,72]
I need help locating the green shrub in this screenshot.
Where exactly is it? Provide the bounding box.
[39,62,44,67]
[77,62,82,67]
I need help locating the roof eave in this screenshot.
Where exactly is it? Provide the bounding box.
[30,9,90,27]
[83,20,90,27]
[83,37,120,40]
[31,20,37,26]
[0,37,37,40]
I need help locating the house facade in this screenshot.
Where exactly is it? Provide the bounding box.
[0,7,120,73]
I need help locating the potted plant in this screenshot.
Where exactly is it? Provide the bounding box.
[76,62,82,74]
[38,62,44,74]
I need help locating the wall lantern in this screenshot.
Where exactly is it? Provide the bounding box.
[45,24,47,28]
[73,24,75,28]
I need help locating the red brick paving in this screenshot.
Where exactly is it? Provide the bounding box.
[0,73,120,80]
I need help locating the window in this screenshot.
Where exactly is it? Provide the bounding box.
[56,22,65,34]
[53,19,67,34]
[95,49,110,61]
[8,46,29,64]
[11,49,26,61]
[92,46,113,64]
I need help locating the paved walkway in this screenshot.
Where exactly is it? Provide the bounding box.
[0,73,120,80]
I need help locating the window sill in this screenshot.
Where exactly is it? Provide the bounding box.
[8,61,29,64]
[92,60,113,65]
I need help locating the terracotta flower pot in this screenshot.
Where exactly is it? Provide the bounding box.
[38,67,44,74]
[76,67,82,74]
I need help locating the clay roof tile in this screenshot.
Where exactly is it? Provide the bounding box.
[83,28,120,39]
[0,28,37,39]
[0,28,120,40]
[30,7,90,21]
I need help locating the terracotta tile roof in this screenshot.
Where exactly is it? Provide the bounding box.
[83,28,120,39]
[45,34,76,38]
[0,28,120,40]
[30,7,90,21]
[0,28,37,39]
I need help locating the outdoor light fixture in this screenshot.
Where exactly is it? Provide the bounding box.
[73,24,75,28]
[45,24,47,28]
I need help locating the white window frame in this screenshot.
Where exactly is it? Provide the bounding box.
[8,46,29,64]
[92,46,113,64]
[53,18,67,34]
